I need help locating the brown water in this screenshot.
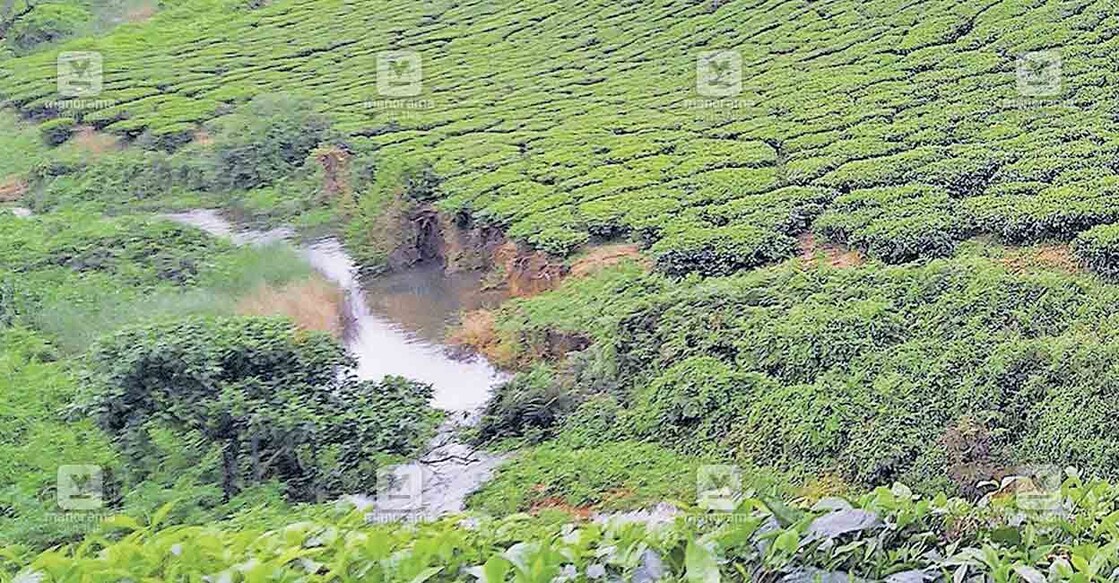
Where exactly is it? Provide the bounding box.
[361,263,506,347]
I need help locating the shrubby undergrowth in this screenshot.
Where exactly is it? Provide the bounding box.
[479,257,1119,496]
[85,316,437,502]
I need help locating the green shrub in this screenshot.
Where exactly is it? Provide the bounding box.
[475,366,572,445]
[39,117,76,146]
[1073,223,1119,278]
[0,212,225,287]
[499,256,1119,493]
[32,149,208,211]
[204,94,333,191]
[85,316,436,501]
[629,357,768,449]
[651,224,796,276]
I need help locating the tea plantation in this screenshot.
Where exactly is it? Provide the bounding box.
[8,0,1119,579]
[3,0,1119,272]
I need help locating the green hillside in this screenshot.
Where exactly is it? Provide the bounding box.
[3,0,1118,267]
[8,0,1119,579]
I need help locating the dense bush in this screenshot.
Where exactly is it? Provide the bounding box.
[628,357,768,449]
[1073,223,1119,278]
[32,149,209,212]
[475,366,574,445]
[650,224,796,276]
[484,257,1119,494]
[85,316,436,501]
[204,94,333,191]
[0,212,224,286]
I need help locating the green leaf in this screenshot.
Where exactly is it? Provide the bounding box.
[410,566,443,583]
[482,556,512,583]
[101,515,143,532]
[149,500,178,530]
[685,540,719,583]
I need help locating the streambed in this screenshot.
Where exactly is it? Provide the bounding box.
[165,209,508,516]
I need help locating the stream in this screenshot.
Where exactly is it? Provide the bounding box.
[165,210,508,518]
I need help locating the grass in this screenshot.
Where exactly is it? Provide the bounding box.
[235,276,343,337]
[468,440,796,516]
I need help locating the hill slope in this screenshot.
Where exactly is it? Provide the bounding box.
[3,0,1118,269]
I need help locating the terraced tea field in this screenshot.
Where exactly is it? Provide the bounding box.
[4,0,1118,273]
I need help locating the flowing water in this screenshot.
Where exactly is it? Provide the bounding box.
[164,209,508,516]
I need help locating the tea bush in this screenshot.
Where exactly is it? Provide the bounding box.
[12,470,1119,581]
[5,0,1119,271]
[1074,224,1119,278]
[651,225,796,277]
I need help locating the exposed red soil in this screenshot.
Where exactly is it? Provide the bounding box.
[797,232,864,268]
[569,243,648,278]
[494,240,567,298]
[997,243,1080,274]
[0,177,28,202]
[528,495,595,520]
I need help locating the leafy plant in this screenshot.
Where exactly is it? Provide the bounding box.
[84,316,437,501]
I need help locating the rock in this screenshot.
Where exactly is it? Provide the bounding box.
[805,509,882,541]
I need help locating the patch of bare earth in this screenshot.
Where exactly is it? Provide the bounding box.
[192,128,214,147]
[125,2,158,23]
[0,177,28,202]
[569,243,648,278]
[797,233,863,268]
[998,243,1080,274]
[236,277,344,337]
[447,309,519,368]
[72,126,120,156]
[494,241,567,297]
